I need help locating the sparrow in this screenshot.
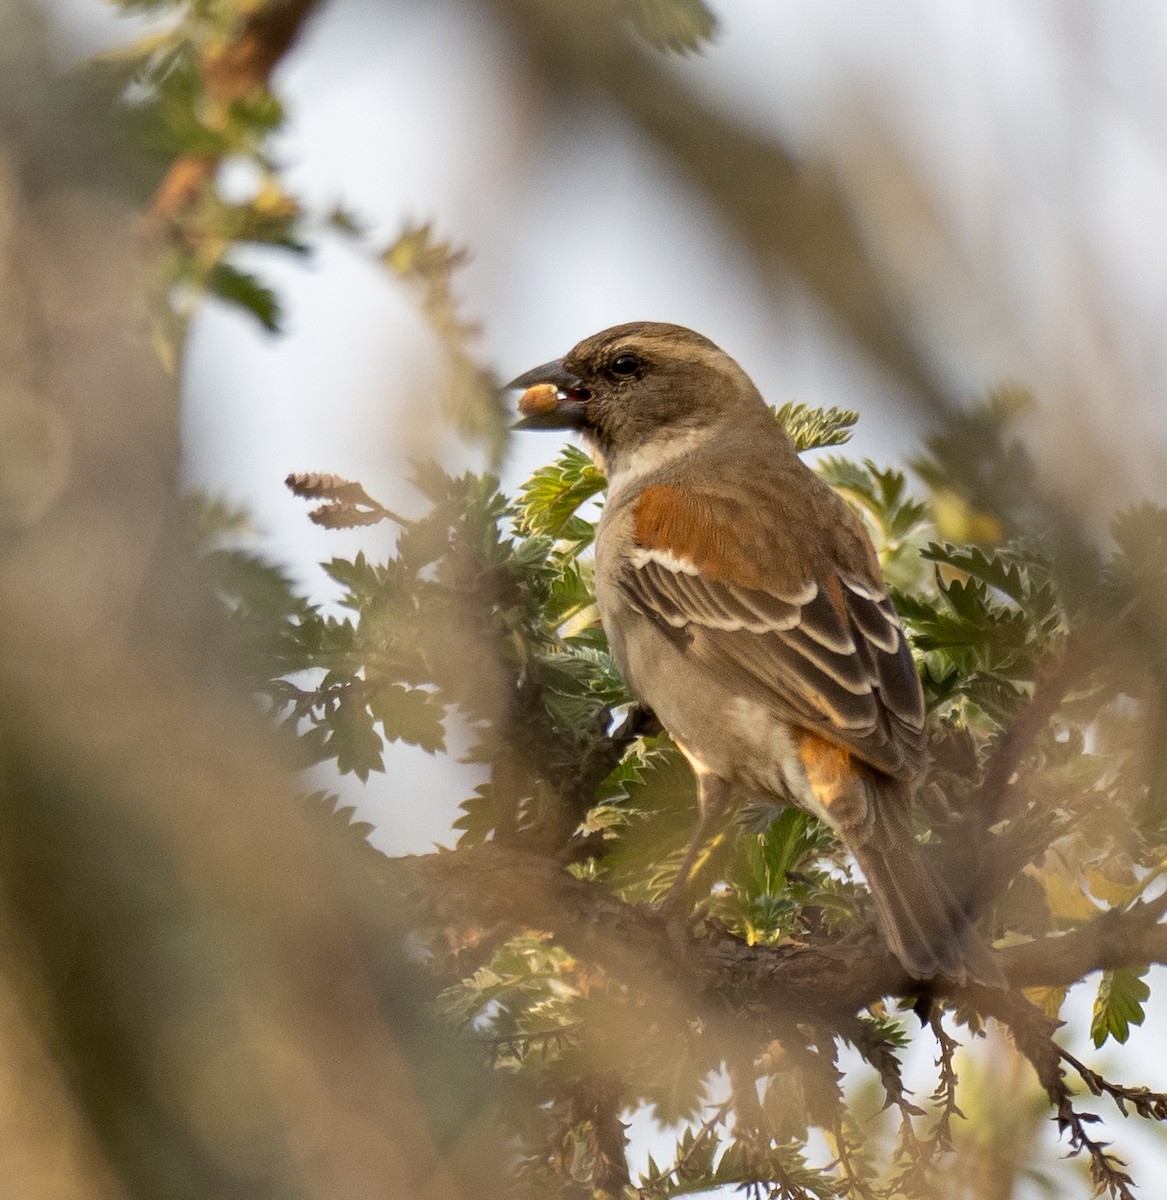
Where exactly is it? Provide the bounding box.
[509,321,1003,986]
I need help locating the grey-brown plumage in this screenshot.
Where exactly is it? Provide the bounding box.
[511,322,1004,987]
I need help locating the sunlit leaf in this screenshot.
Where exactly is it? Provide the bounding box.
[1091,967,1151,1047]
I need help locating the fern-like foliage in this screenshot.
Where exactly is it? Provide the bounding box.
[775,401,860,452]
[623,0,719,55]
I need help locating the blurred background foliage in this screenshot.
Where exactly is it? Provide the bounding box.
[3,0,1167,1197]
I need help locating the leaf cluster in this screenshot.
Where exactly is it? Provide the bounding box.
[380,223,509,458]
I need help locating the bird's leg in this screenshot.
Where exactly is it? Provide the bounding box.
[661,772,733,915]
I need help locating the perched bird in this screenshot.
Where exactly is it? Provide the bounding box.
[509,322,1002,986]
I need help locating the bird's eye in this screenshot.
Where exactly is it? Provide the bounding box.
[610,353,642,377]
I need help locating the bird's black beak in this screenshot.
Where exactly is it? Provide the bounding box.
[506,359,591,430]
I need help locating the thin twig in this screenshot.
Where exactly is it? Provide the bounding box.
[970,640,1076,828]
[1059,1048,1167,1122]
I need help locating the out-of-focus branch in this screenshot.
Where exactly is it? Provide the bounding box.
[486,0,954,414]
[995,895,1167,989]
[146,0,321,232]
[200,0,320,100]
[971,639,1077,828]
[0,7,509,1193]
[410,845,901,1028]
[407,840,1167,1185]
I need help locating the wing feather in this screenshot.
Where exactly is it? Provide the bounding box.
[620,553,926,779]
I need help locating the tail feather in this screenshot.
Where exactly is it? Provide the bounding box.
[853,838,1005,987]
[776,734,1004,985]
[834,773,1005,988]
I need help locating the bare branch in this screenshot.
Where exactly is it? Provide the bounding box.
[925,1006,963,1151]
[1060,1048,1167,1133]
[1056,1097,1137,1200]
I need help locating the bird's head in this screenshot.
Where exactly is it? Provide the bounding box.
[507,322,772,474]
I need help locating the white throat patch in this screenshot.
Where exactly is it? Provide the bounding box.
[605,425,716,500]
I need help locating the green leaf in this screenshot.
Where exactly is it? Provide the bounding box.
[326,694,384,781]
[321,552,382,605]
[712,1138,839,1199]
[921,542,1027,604]
[818,457,929,537]
[369,684,446,753]
[816,458,932,594]
[912,385,1035,530]
[601,742,700,902]
[673,1122,718,1181]
[643,1048,710,1126]
[201,548,304,618]
[624,0,718,54]
[1091,966,1150,1047]
[205,261,282,332]
[302,790,377,852]
[184,492,252,542]
[1107,503,1167,658]
[775,401,859,453]
[734,809,838,917]
[453,784,498,846]
[1110,502,1167,583]
[515,445,606,540]
[434,936,576,1041]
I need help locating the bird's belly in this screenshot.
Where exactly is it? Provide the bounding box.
[600,602,828,824]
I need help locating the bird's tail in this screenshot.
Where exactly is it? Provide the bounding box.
[851,798,1004,987]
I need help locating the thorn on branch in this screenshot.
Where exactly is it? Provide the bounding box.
[925,1005,964,1151]
[1059,1048,1167,1122]
[1056,1093,1137,1200]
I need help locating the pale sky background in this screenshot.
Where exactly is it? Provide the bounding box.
[51,0,1167,1192]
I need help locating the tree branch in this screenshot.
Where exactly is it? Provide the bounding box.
[407,842,1167,1179]
[402,845,1167,1024]
[994,898,1167,989]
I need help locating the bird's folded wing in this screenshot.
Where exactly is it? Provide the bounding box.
[620,489,927,779]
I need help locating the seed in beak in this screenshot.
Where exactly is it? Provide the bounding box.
[518,383,562,416]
